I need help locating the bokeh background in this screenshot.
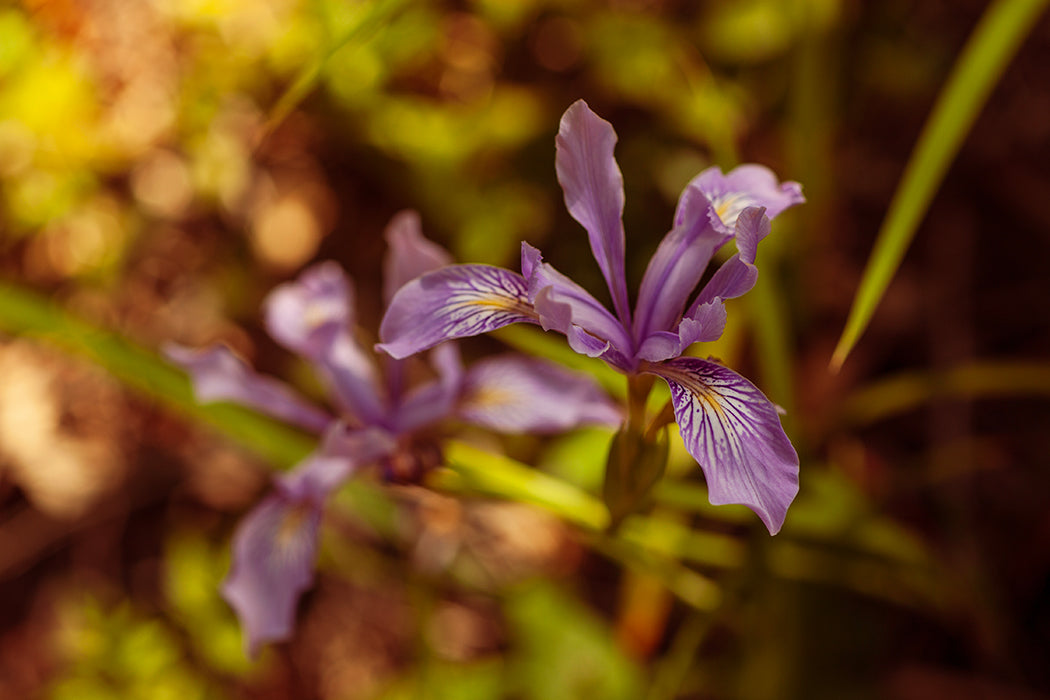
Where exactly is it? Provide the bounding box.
[1,0,1049,698]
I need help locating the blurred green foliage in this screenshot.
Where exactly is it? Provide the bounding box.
[1,0,1048,697]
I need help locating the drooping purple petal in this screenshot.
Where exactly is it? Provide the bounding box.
[221,459,326,657]
[457,354,621,432]
[377,265,538,359]
[555,100,632,324]
[393,342,465,433]
[523,243,633,360]
[686,207,770,317]
[222,424,395,656]
[264,262,353,361]
[651,357,799,534]
[632,188,723,341]
[165,343,332,433]
[685,164,804,232]
[383,209,454,303]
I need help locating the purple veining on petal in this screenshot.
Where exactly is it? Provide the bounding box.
[377,264,539,359]
[457,354,621,432]
[165,343,332,433]
[555,100,632,325]
[650,357,799,534]
[383,209,454,303]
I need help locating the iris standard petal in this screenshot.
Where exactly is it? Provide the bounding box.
[165,343,332,433]
[685,164,804,231]
[686,207,771,317]
[633,189,723,340]
[393,343,466,433]
[264,262,354,360]
[314,332,388,425]
[555,100,632,324]
[457,354,621,432]
[377,264,538,359]
[383,209,454,303]
[637,301,728,362]
[651,357,799,534]
[221,470,324,657]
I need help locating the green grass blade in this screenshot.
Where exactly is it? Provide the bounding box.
[841,360,1050,425]
[831,0,1048,370]
[0,282,314,467]
[261,0,409,138]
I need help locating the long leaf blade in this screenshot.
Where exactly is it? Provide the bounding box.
[831,0,1048,370]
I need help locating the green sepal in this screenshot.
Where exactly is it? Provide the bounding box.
[602,425,669,530]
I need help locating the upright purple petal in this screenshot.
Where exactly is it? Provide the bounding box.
[523,243,633,360]
[636,301,728,363]
[315,333,388,426]
[383,210,454,303]
[263,264,386,424]
[457,355,621,432]
[650,357,799,534]
[264,262,353,360]
[165,343,332,433]
[632,189,723,341]
[686,207,770,317]
[393,343,465,433]
[377,265,538,359]
[685,164,804,232]
[555,100,632,324]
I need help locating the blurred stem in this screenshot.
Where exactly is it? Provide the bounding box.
[0,281,314,467]
[748,267,796,431]
[646,610,712,700]
[831,0,1050,369]
[261,0,410,139]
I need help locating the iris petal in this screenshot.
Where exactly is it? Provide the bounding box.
[685,164,804,231]
[263,263,386,424]
[165,343,332,433]
[633,187,724,340]
[222,463,326,657]
[378,265,537,359]
[458,354,621,432]
[555,100,632,324]
[651,357,799,534]
[382,210,454,303]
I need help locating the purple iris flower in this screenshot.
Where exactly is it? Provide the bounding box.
[378,100,805,536]
[168,210,620,655]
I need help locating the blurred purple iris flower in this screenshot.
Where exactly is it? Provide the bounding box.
[378,100,805,535]
[168,211,619,655]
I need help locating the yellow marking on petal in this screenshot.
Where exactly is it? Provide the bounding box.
[303,302,330,330]
[467,385,513,410]
[276,502,311,549]
[457,293,535,317]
